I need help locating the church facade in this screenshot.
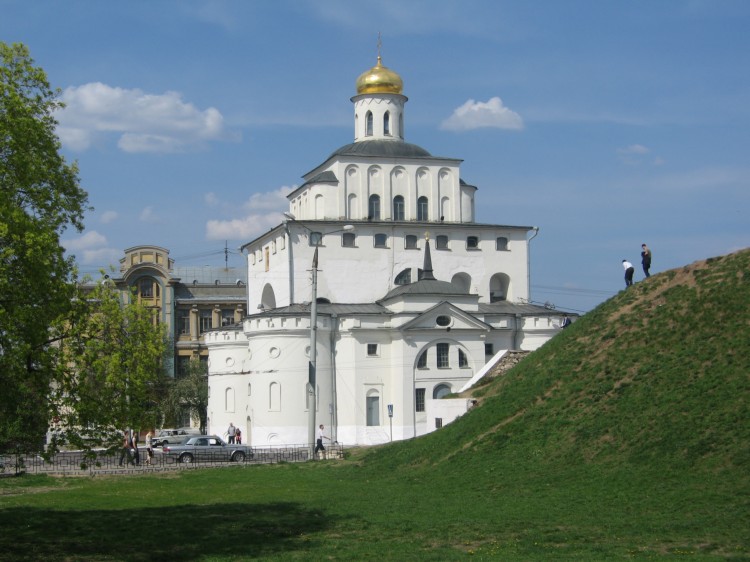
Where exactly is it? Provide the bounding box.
[205,54,567,447]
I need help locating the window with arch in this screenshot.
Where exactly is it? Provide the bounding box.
[368,194,381,220]
[374,233,388,248]
[395,268,411,285]
[393,195,405,221]
[366,389,380,426]
[417,196,428,221]
[417,350,428,368]
[496,237,509,251]
[365,111,373,136]
[269,382,280,411]
[399,113,404,138]
[342,232,356,247]
[436,235,449,250]
[490,273,510,302]
[384,111,390,135]
[405,235,418,249]
[225,387,235,412]
[433,383,452,399]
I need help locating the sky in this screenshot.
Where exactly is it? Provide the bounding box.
[3,0,749,313]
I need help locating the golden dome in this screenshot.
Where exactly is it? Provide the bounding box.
[355,56,403,95]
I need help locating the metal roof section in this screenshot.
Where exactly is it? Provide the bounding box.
[298,170,339,190]
[172,266,246,285]
[379,279,468,301]
[328,139,433,159]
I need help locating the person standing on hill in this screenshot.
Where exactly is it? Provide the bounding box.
[622,259,635,287]
[641,244,652,278]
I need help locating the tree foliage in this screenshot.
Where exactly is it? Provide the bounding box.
[162,359,209,435]
[0,42,89,451]
[49,274,172,454]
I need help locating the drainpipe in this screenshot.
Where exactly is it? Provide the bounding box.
[527,227,539,300]
[330,313,339,443]
[514,313,522,350]
[284,221,295,305]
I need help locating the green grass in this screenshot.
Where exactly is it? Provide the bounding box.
[1,249,749,560]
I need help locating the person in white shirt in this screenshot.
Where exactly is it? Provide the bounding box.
[622,259,635,287]
[315,424,329,459]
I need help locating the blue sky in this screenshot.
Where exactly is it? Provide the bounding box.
[3,0,749,312]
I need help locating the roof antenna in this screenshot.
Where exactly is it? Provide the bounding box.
[377,31,382,63]
[224,240,229,269]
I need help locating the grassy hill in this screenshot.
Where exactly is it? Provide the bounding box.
[1,249,748,560]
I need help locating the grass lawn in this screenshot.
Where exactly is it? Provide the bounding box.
[1,452,747,561]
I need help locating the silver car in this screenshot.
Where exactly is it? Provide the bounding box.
[151,427,201,448]
[162,435,253,464]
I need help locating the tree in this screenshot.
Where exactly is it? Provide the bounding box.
[49,274,172,454]
[0,42,89,451]
[162,359,209,435]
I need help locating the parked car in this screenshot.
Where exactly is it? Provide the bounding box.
[162,435,253,464]
[150,427,201,448]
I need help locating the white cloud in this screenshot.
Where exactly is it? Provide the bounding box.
[440,97,524,131]
[56,82,239,153]
[100,210,118,224]
[205,186,295,241]
[204,192,219,207]
[618,144,650,155]
[61,231,121,266]
[139,206,159,223]
[243,185,295,211]
[206,213,285,241]
[617,144,665,166]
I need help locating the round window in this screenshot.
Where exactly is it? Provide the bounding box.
[436,315,451,327]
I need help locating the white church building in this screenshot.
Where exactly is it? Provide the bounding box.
[205,53,568,447]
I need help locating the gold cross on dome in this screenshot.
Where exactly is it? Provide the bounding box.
[424,231,430,241]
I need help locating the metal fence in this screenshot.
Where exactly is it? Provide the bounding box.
[0,443,345,477]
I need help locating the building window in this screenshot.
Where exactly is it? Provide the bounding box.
[199,310,212,333]
[342,232,356,247]
[458,348,468,368]
[247,383,252,396]
[435,418,443,429]
[485,343,494,357]
[221,309,235,326]
[366,391,380,426]
[269,382,280,411]
[365,111,373,136]
[393,195,405,220]
[433,383,451,399]
[384,111,390,135]
[467,236,479,250]
[309,232,323,246]
[374,233,388,248]
[417,350,427,368]
[138,277,154,298]
[436,315,451,327]
[496,237,509,251]
[415,388,426,412]
[417,196,428,221]
[264,247,270,271]
[395,268,411,285]
[436,235,449,250]
[225,387,235,413]
[368,194,381,220]
[405,235,418,249]
[367,343,378,357]
[178,309,190,335]
[436,343,449,368]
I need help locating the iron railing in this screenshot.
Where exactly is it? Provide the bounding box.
[0,443,345,476]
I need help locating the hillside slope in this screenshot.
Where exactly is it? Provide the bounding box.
[364,248,750,477]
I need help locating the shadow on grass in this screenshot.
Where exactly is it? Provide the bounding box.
[0,501,332,561]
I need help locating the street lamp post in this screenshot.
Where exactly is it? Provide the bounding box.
[283,213,353,457]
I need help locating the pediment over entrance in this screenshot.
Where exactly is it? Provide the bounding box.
[399,301,491,333]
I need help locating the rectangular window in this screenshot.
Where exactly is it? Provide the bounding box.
[437,343,449,368]
[458,348,468,368]
[436,235,449,250]
[200,310,212,333]
[367,343,378,357]
[496,236,509,251]
[178,309,190,335]
[467,236,479,250]
[342,232,356,247]
[435,418,443,429]
[374,233,388,248]
[405,235,418,249]
[415,388,425,412]
[221,309,235,326]
[485,343,494,357]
